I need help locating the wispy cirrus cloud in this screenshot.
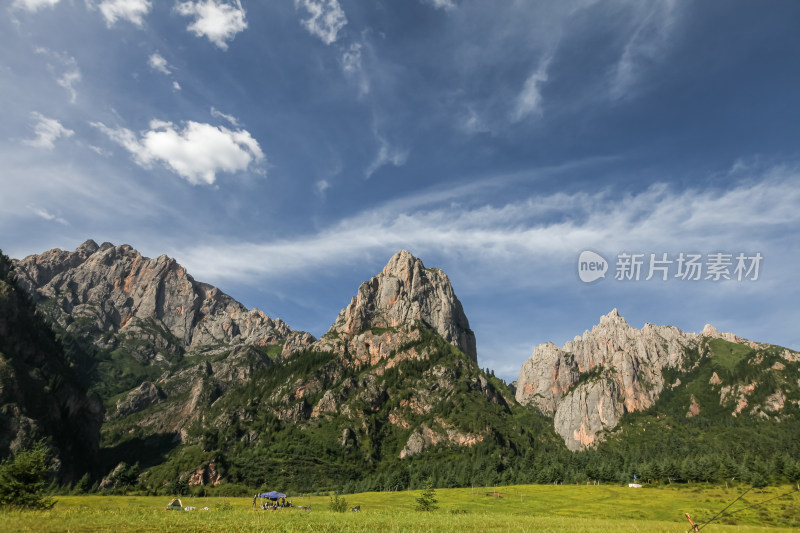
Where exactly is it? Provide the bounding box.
[609,0,680,99]
[294,0,347,45]
[171,165,800,286]
[314,179,331,198]
[341,42,369,96]
[92,119,265,185]
[512,55,551,122]
[365,134,408,178]
[23,112,74,149]
[176,0,247,50]
[35,48,81,103]
[27,205,68,225]
[210,107,240,127]
[424,0,456,11]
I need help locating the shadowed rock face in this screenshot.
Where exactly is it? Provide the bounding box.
[516,309,697,450]
[318,250,477,362]
[14,240,296,356]
[0,250,103,482]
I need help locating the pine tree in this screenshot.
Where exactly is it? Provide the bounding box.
[0,441,56,510]
[73,473,91,494]
[415,477,439,511]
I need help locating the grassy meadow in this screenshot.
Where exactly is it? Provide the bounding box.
[1,484,798,532]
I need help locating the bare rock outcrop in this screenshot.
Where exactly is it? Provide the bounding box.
[113,381,163,419]
[399,418,484,458]
[187,462,223,486]
[280,331,316,358]
[315,250,476,362]
[14,240,305,361]
[517,309,698,450]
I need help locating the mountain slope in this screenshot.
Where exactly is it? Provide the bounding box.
[13,241,318,482]
[14,240,313,401]
[9,241,799,491]
[120,250,561,492]
[516,310,800,451]
[0,250,103,482]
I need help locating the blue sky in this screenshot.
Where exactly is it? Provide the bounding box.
[2,0,799,381]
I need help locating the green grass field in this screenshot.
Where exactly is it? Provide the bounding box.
[1,484,798,532]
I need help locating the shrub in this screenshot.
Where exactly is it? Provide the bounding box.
[218,500,233,511]
[328,492,348,513]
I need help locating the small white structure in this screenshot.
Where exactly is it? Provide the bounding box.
[628,483,642,488]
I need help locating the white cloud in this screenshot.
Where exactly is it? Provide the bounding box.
[12,0,60,12]
[365,135,408,178]
[170,168,800,286]
[98,0,151,27]
[424,0,456,11]
[27,205,68,225]
[176,0,247,50]
[512,56,550,122]
[173,81,182,91]
[148,52,171,75]
[92,119,265,185]
[294,0,347,45]
[23,112,74,149]
[341,42,369,96]
[210,107,240,127]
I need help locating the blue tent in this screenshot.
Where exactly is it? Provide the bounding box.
[259,491,286,499]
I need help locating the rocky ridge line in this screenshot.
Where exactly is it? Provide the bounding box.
[515,309,797,451]
[14,240,313,361]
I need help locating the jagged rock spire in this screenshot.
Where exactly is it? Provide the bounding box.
[516,309,697,450]
[326,250,477,361]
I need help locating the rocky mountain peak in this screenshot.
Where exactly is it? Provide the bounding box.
[76,239,100,255]
[598,307,624,324]
[700,323,747,344]
[381,249,417,276]
[13,241,301,360]
[320,250,477,362]
[517,309,697,450]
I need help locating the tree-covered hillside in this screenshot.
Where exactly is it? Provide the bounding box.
[0,250,102,483]
[6,242,800,494]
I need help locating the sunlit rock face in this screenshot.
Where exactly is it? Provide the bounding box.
[15,239,295,358]
[314,249,477,363]
[516,309,698,450]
